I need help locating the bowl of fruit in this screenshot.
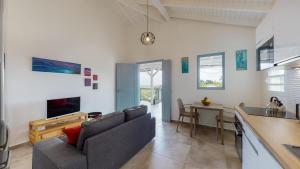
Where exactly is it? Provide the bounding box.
[201,97,211,106]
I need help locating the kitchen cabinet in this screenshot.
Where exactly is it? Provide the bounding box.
[256,0,300,63]
[242,134,259,169]
[236,112,283,169]
[272,0,300,63]
[259,143,283,169]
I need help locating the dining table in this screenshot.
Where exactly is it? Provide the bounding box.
[190,102,225,145]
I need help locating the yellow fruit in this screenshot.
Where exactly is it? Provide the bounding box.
[201,97,211,106]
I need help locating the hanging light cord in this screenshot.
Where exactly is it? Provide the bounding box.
[147,0,149,33]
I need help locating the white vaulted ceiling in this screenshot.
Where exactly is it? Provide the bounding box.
[117,0,276,27]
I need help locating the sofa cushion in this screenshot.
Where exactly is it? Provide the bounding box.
[63,125,81,145]
[123,105,148,121]
[33,138,87,169]
[76,112,125,151]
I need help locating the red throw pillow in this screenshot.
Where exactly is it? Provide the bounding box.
[63,125,81,145]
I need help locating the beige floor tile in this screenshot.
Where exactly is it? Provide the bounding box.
[143,152,184,169]
[10,153,32,169]
[10,122,241,169]
[146,138,191,163]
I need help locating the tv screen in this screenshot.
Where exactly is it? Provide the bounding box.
[47,97,80,118]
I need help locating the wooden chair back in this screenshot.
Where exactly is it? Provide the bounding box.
[177,98,185,115]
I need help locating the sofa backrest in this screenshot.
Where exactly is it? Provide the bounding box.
[83,113,155,169]
[123,105,147,121]
[76,112,125,151]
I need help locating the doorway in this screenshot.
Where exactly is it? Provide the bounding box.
[139,61,162,123]
[116,60,171,122]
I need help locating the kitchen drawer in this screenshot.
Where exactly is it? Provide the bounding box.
[243,134,260,169]
[235,111,244,125]
[259,143,283,169]
[243,121,261,155]
[236,111,261,154]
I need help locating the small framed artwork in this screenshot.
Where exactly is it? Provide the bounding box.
[236,50,248,71]
[84,68,91,76]
[93,74,98,81]
[181,57,189,74]
[84,78,91,86]
[93,83,98,90]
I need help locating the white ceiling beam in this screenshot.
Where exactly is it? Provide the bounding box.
[169,13,260,27]
[118,0,164,23]
[121,4,147,23]
[150,0,170,21]
[116,3,136,25]
[160,0,274,14]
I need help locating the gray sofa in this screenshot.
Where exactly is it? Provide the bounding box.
[32,105,155,169]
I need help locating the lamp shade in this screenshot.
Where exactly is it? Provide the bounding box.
[141,32,155,45]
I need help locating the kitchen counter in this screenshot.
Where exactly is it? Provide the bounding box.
[235,106,300,169]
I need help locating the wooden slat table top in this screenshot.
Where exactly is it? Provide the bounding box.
[190,102,224,111]
[29,112,87,127]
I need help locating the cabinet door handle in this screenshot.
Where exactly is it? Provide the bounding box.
[244,133,259,155]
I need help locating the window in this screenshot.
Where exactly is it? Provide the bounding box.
[267,69,285,92]
[197,52,225,89]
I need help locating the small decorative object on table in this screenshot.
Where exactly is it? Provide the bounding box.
[88,112,102,119]
[201,97,211,106]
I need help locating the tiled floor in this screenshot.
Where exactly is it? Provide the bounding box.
[10,121,241,169]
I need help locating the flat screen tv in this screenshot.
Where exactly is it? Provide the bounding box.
[47,97,80,118]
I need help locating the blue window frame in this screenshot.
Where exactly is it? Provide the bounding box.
[197,52,225,90]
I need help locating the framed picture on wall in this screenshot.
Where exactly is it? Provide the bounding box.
[84,78,91,86]
[84,68,91,76]
[181,57,189,74]
[32,57,81,74]
[93,83,98,90]
[236,50,248,71]
[93,74,98,81]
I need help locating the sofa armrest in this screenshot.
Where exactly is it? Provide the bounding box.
[150,117,156,139]
[32,138,87,169]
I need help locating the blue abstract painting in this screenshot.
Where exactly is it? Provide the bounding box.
[236,50,248,71]
[181,57,189,74]
[32,57,81,74]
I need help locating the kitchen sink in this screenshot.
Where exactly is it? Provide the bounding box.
[284,144,300,160]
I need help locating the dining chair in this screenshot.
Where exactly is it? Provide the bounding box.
[176,98,198,137]
[216,103,245,140]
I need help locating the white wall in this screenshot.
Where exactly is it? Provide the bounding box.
[256,0,300,46]
[0,0,3,121]
[124,20,263,128]
[258,0,300,113]
[4,0,127,146]
[261,68,300,113]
